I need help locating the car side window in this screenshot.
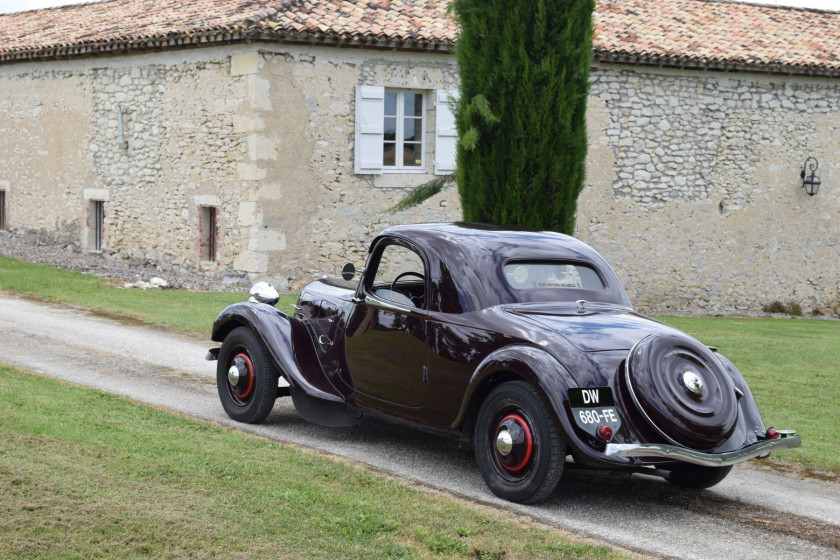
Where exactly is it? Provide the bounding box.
[370,244,426,308]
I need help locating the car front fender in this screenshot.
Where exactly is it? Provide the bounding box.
[212,302,344,403]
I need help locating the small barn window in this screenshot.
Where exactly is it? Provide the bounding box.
[200,206,217,262]
[0,190,6,230]
[87,200,105,251]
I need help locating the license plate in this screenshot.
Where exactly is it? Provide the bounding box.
[568,387,622,438]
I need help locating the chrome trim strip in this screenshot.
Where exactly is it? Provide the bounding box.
[604,433,801,467]
[624,336,685,447]
[364,295,412,313]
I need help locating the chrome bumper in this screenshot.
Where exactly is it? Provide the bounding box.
[604,432,801,467]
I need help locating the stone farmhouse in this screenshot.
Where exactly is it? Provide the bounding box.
[0,0,838,315]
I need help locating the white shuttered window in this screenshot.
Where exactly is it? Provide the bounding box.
[434,89,458,175]
[354,85,385,174]
[355,86,458,176]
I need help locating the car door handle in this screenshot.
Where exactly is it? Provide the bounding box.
[318,335,333,346]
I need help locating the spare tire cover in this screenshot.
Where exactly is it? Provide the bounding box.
[626,333,738,450]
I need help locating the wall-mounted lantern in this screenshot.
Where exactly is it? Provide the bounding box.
[800,157,821,196]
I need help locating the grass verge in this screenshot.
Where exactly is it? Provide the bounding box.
[659,316,839,474]
[0,365,629,560]
[0,254,297,335]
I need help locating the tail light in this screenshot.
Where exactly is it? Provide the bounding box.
[597,425,613,441]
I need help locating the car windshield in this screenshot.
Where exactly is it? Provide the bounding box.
[503,261,605,291]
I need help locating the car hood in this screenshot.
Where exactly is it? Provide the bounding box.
[510,303,682,352]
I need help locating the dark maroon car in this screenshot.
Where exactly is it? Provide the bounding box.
[208,223,799,503]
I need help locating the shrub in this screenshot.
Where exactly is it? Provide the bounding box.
[762,300,803,316]
[762,301,787,314]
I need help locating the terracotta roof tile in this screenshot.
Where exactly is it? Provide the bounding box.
[593,0,840,75]
[0,0,839,76]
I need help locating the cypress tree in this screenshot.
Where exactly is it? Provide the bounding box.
[451,0,594,234]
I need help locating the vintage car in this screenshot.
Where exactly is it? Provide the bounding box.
[208,223,799,503]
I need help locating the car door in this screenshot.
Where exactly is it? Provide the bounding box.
[344,240,428,408]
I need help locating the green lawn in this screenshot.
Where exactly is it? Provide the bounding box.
[0,365,629,560]
[0,254,297,335]
[0,254,835,473]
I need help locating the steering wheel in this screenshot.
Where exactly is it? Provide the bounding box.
[391,271,426,307]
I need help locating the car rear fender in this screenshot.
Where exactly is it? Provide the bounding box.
[212,302,343,404]
[714,351,766,435]
[452,345,636,467]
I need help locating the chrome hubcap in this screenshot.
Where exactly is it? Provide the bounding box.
[682,371,704,395]
[496,430,513,456]
[228,365,241,385]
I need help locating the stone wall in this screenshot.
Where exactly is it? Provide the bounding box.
[578,64,839,316]
[0,48,837,316]
[0,45,462,289]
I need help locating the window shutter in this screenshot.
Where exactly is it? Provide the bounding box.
[434,89,459,175]
[354,85,385,175]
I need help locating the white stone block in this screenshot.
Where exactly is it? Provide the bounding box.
[237,201,261,227]
[230,52,260,77]
[237,162,267,181]
[232,114,255,133]
[248,228,286,252]
[234,250,268,273]
[83,188,110,201]
[194,195,221,207]
[253,77,272,111]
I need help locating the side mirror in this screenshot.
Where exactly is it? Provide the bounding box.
[249,282,280,306]
[342,263,356,281]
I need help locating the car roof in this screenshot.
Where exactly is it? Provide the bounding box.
[372,223,632,313]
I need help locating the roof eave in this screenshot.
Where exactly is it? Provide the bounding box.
[593,50,840,79]
[0,28,456,65]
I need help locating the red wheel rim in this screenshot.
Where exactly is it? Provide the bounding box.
[230,352,254,400]
[495,413,534,473]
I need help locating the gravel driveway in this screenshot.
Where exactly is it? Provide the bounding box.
[1,293,838,560]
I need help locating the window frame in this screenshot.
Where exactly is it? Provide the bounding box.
[0,189,6,231]
[199,205,218,263]
[84,200,106,252]
[382,89,426,174]
[362,238,430,311]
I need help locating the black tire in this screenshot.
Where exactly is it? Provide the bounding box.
[667,464,732,489]
[217,326,279,423]
[474,381,565,503]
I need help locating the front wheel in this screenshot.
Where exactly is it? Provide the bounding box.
[217,326,279,423]
[474,381,565,503]
[667,464,732,489]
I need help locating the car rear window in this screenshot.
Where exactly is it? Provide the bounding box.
[503,261,606,291]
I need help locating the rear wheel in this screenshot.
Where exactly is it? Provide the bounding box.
[667,464,732,489]
[217,326,279,423]
[474,381,565,503]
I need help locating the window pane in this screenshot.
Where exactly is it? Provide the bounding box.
[403,143,421,167]
[385,91,397,116]
[404,93,423,117]
[403,118,421,142]
[503,262,606,290]
[372,244,426,308]
[384,117,396,141]
[384,142,396,166]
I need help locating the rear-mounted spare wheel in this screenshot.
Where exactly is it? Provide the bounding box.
[625,333,737,450]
